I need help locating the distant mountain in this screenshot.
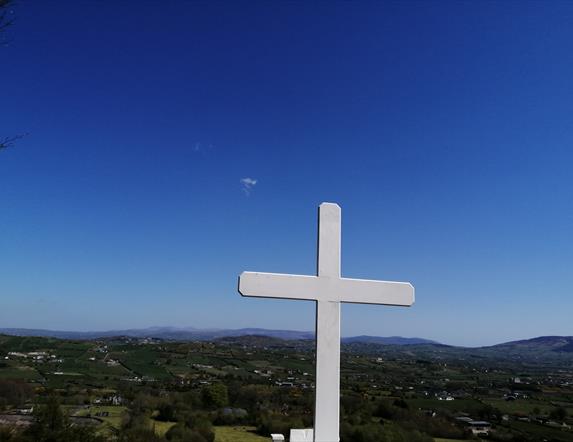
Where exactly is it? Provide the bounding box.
[4,327,573,355]
[488,336,573,353]
[0,327,314,341]
[342,335,438,345]
[215,334,312,348]
[0,327,435,345]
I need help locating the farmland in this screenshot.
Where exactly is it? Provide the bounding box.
[1,333,573,440]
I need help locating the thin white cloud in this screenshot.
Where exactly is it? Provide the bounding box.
[240,177,258,196]
[192,142,214,153]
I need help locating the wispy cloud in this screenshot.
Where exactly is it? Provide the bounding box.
[192,142,214,154]
[240,177,258,196]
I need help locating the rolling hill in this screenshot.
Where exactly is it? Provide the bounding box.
[487,336,573,353]
[0,327,432,345]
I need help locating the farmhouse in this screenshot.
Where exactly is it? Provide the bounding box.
[467,420,491,436]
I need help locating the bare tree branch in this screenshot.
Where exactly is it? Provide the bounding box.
[1,0,18,152]
[0,134,24,150]
[0,0,14,45]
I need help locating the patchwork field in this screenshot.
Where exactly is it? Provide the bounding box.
[1,333,573,441]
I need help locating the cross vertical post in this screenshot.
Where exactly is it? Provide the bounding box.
[314,203,341,442]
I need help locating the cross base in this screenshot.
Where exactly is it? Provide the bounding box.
[290,429,314,441]
[269,429,314,442]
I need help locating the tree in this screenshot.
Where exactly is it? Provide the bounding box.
[22,396,105,442]
[201,383,228,409]
[0,426,19,441]
[116,426,164,442]
[165,424,207,442]
[0,379,34,409]
[156,402,177,422]
[24,396,68,441]
[550,406,567,422]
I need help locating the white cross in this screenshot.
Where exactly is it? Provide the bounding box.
[238,202,414,442]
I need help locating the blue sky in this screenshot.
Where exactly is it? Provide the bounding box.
[1,1,572,346]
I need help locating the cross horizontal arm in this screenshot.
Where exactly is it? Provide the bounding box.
[239,272,414,306]
[239,272,320,301]
[336,278,414,306]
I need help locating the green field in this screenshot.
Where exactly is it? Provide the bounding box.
[214,426,269,442]
[408,398,485,414]
[0,364,42,380]
[507,421,573,442]
[483,398,555,415]
[153,420,177,436]
[74,405,127,430]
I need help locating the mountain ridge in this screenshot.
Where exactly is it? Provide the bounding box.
[485,335,573,353]
[0,327,432,345]
[2,328,572,350]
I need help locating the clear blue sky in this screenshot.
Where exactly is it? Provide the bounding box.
[1,1,572,346]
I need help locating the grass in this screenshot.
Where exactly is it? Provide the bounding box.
[483,398,555,415]
[74,405,127,431]
[214,426,270,442]
[507,421,573,442]
[0,364,42,380]
[114,348,173,380]
[408,398,486,414]
[153,420,177,436]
